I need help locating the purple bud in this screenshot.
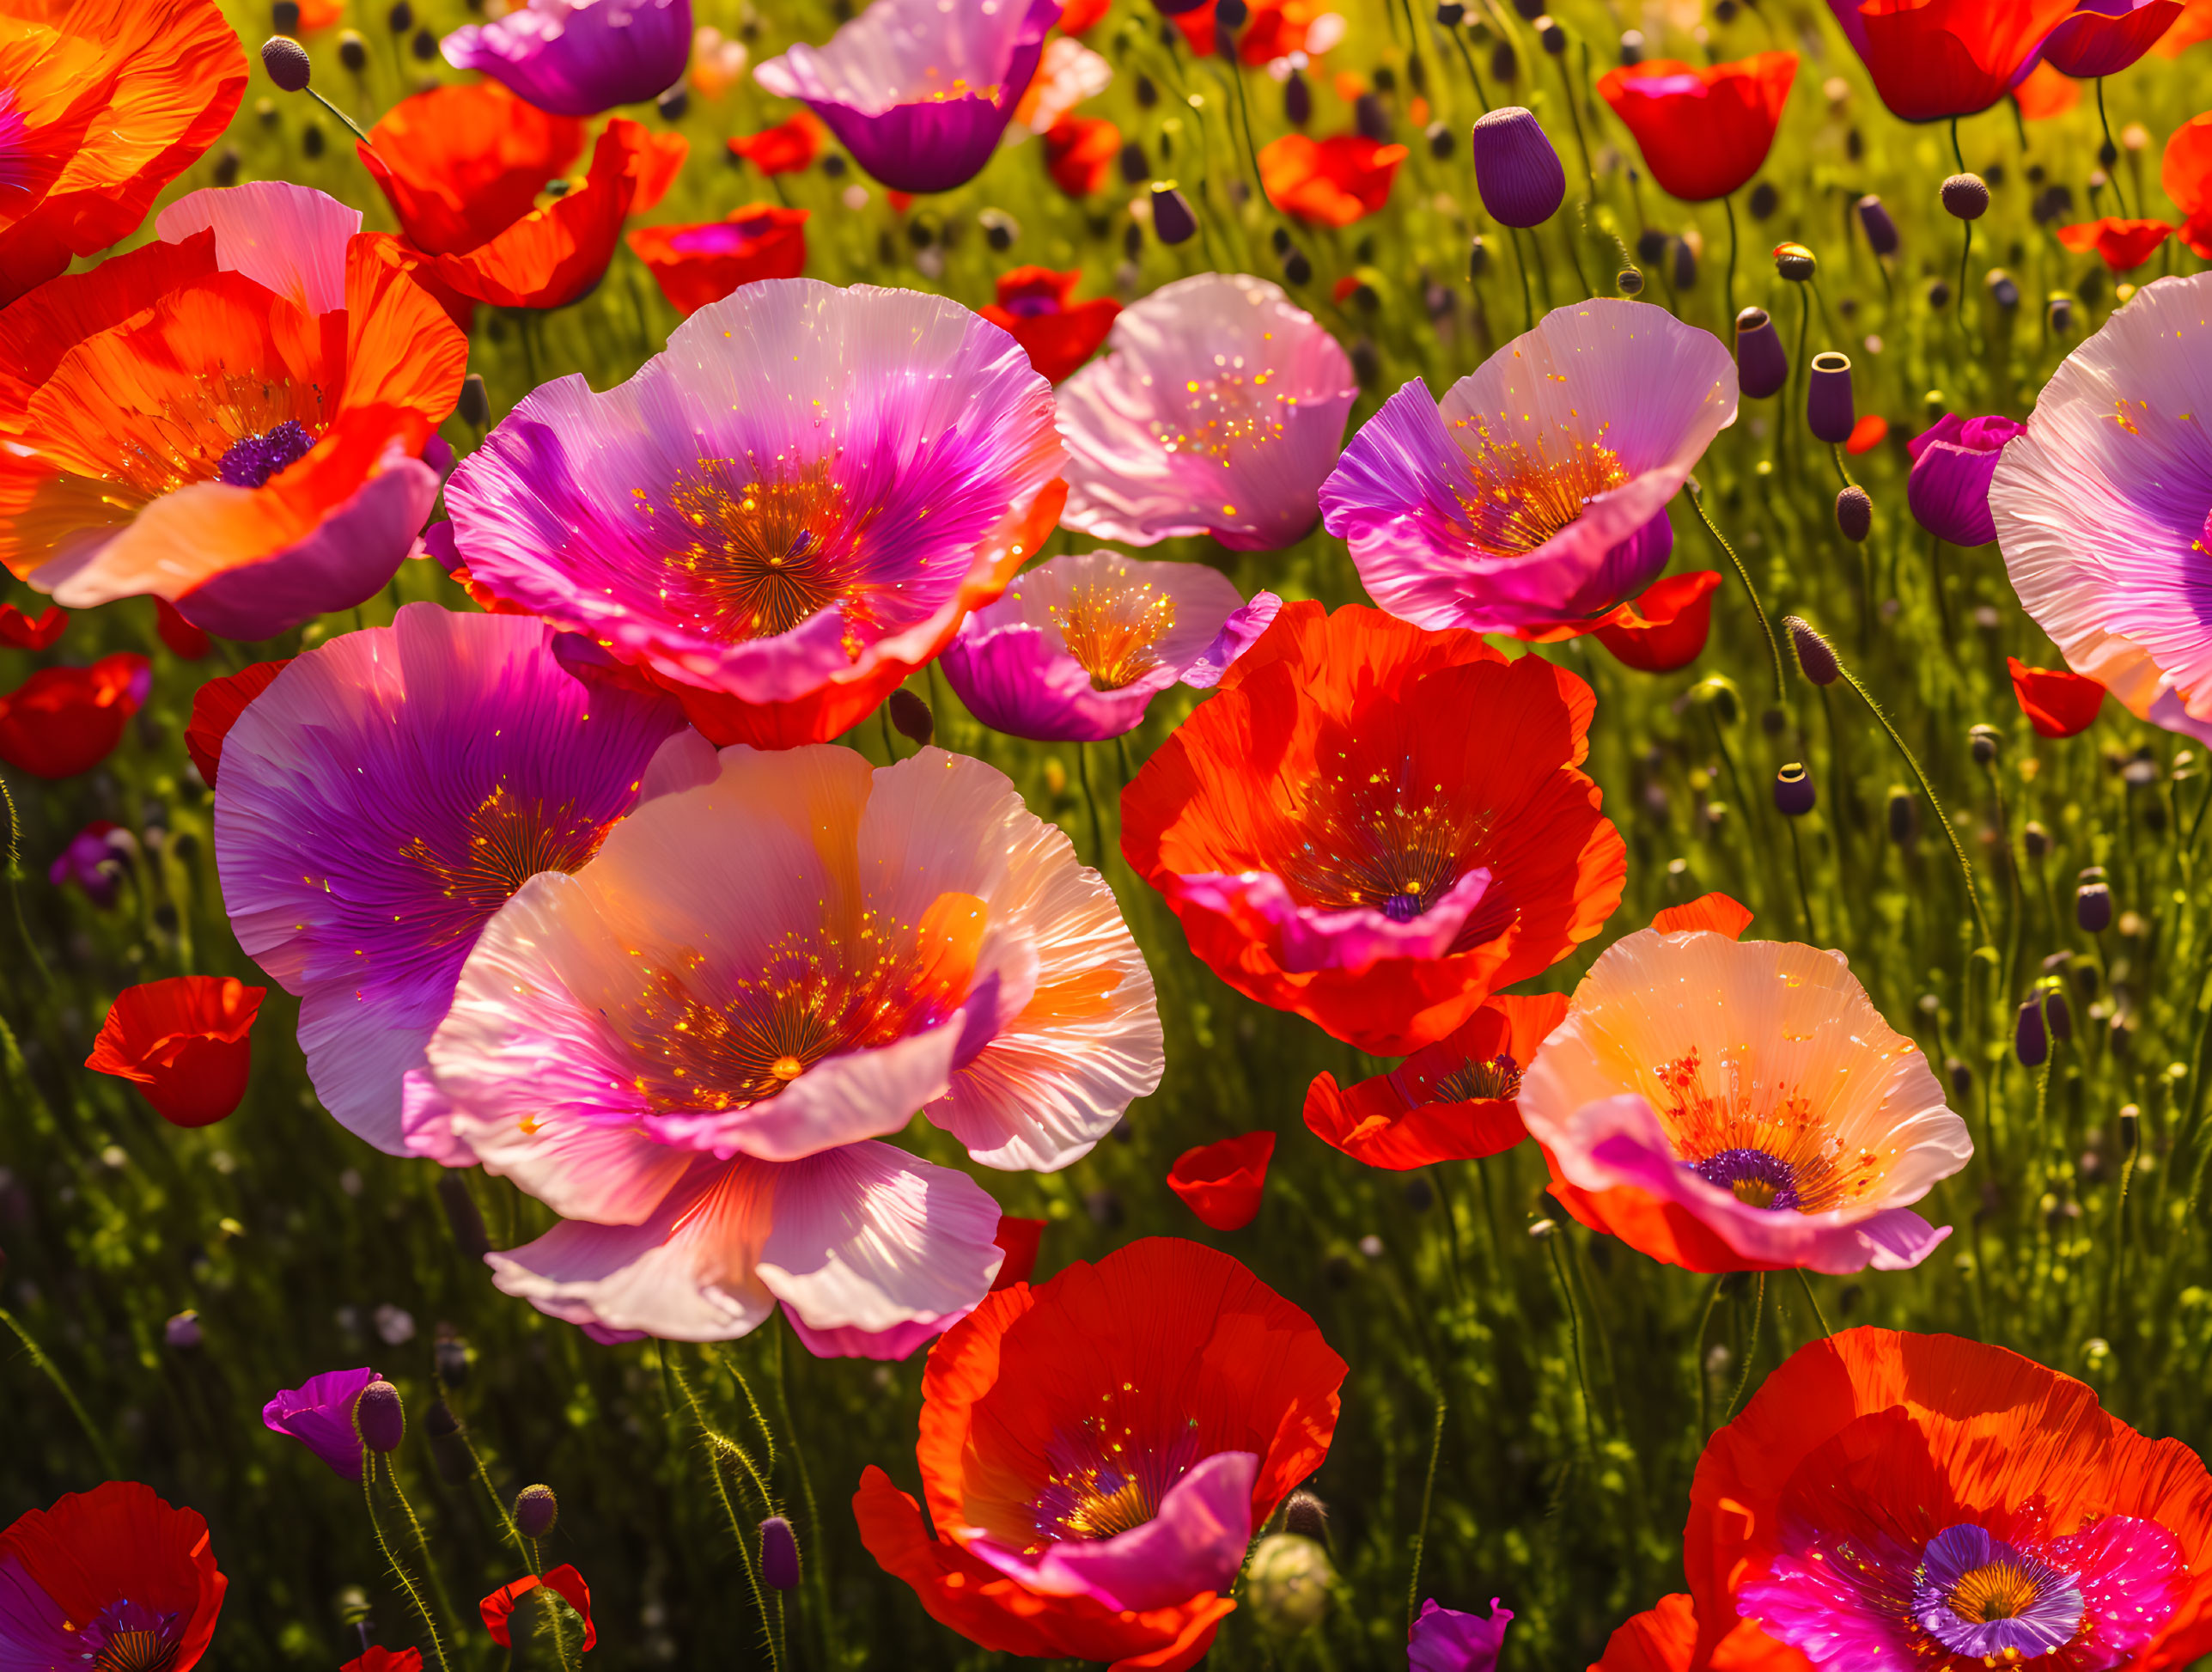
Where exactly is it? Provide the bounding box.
[356,1379,405,1453]
[2015,998,2049,1068]
[165,1310,203,1350]
[2076,874,2113,934]
[2045,987,2074,1043]
[1734,307,1787,400]
[1150,184,1197,246]
[1807,351,1855,445]
[1773,763,1816,818]
[888,688,934,748]
[261,34,312,90]
[760,1516,801,1590]
[1784,617,1840,686]
[1355,92,1392,144]
[1471,107,1565,229]
[1284,70,1312,126]
[515,1484,558,1539]
[1835,485,1872,543]
[1856,194,1898,255]
[1941,173,1990,221]
[457,374,490,430]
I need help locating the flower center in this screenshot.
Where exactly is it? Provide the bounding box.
[659,459,872,647]
[216,419,318,489]
[1277,752,1489,920]
[1031,1414,1200,1549]
[1691,1146,1800,1211]
[1648,1047,1890,1216]
[76,1600,183,1672]
[1433,1051,1523,1103]
[402,783,618,943]
[1051,579,1177,690]
[1448,424,1630,557]
[1910,1526,2085,1661]
[1152,363,1290,467]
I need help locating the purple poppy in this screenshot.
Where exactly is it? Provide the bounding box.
[1057,272,1357,553]
[442,0,692,118]
[2038,0,2183,77]
[212,604,692,1156]
[1907,412,2026,546]
[263,1365,381,1480]
[939,552,1281,741]
[1318,300,1737,635]
[47,821,132,907]
[1409,1597,1513,1672]
[752,0,1061,194]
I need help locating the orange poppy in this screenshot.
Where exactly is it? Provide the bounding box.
[86,974,266,1126]
[0,652,148,778]
[1060,0,1109,27]
[978,265,1120,383]
[2156,0,2212,52]
[1044,113,1120,194]
[1166,1132,1276,1229]
[1120,602,1627,1055]
[2163,113,2212,258]
[727,109,827,175]
[1258,132,1409,227]
[0,0,247,307]
[361,83,686,316]
[2057,215,2174,272]
[626,204,808,317]
[1590,1592,1813,1671]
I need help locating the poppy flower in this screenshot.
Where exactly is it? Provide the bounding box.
[1232,0,1348,64]
[1825,0,2076,122]
[405,745,1162,1348]
[940,552,1279,742]
[440,278,1065,749]
[1012,36,1112,135]
[1995,272,2212,745]
[1121,602,1627,1055]
[0,603,65,650]
[1303,992,1568,1170]
[0,1480,226,1672]
[2009,656,2106,737]
[753,0,1060,193]
[1686,1329,2212,1671]
[1410,1599,1513,1672]
[361,83,686,316]
[262,1365,381,1480]
[626,204,808,316]
[1590,1594,1811,1671]
[1587,571,1724,674]
[2039,0,2183,76]
[153,598,212,660]
[1061,0,1109,28]
[442,0,691,118]
[214,605,692,1154]
[483,1566,595,1651]
[0,653,149,779]
[1166,1132,1275,1230]
[1594,52,1797,203]
[2057,215,2174,272]
[980,266,1120,384]
[341,1650,424,1672]
[1057,272,1356,552]
[1905,411,2024,547]
[85,974,266,1127]
[0,184,466,640]
[1044,113,1120,194]
[48,821,132,907]
[856,1237,1344,1670]
[2162,111,2212,225]
[0,0,247,308]
[991,1216,1045,1290]
[1843,413,1889,454]
[1258,131,1408,226]
[183,658,289,788]
[1319,301,1738,637]
[727,110,826,174]
[1518,895,1972,1274]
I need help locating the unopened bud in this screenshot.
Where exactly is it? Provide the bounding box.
[424,1397,461,1438]
[458,373,490,430]
[1535,12,1566,52]
[1283,1490,1330,1544]
[356,1380,405,1453]
[338,28,368,70]
[1284,69,1312,125]
[2118,1105,2140,1156]
[261,34,312,90]
[1773,762,1815,818]
[1969,723,2002,766]
[1941,173,1990,220]
[760,1515,801,1590]
[1946,1056,1972,1100]
[1772,241,1816,282]
[655,82,686,119]
[1150,183,1197,246]
[1784,616,1840,686]
[1617,266,1643,296]
[2024,820,2050,859]
[887,687,933,748]
[2015,998,2049,1068]
[1216,0,1248,25]
[1856,194,1898,256]
[1835,485,1872,542]
[2075,870,2112,933]
[515,1484,558,1539]
[387,0,411,28]
[1246,1533,1334,1636]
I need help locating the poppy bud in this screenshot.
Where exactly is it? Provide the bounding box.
[1807,351,1854,445]
[1216,0,1247,25]
[434,1326,471,1387]
[1617,266,1642,295]
[1284,247,1312,285]
[1835,485,1872,542]
[1511,0,1542,15]
[1427,121,1453,160]
[887,687,933,748]
[1134,74,1156,107]
[1773,762,1815,817]
[1534,12,1566,52]
[261,34,312,90]
[166,1310,202,1350]
[458,373,490,430]
[387,0,411,27]
[338,28,367,70]
[1734,307,1787,400]
[515,1484,558,1538]
[1856,194,1898,256]
[301,122,325,158]
[655,82,686,118]
[2118,1104,2140,1156]
[1471,107,1565,228]
[1119,140,1148,185]
[1283,1490,1330,1544]
[1435,1,1464,21]
[1150,183,1197,245]
[1927,278,1952,308]
[1672,237,1697,290]
[424,1398,461,1438]
[1618,27,1642,63]
[981,209,1016,249]
[1969,723,2001,765]
[356,1380,405,1453]
[1784,616,1840,686]
[1466,235,1488,280]
[1350,338,1380,384]
[1988,270,2019,310]
[2044,984,2073,1042]
[1636,226,1667,265]
[1941,173,1990,221]
[1747,181,1777,221]
[1946,1056,1972,1100]
[2015,998,2049,1068]
[760,1516,801,1590]
[1284,69,1312,125]
[1773,241,1816,282]
[2048,295,2075,334]
[2075,871,2112,933]
[1246,1534,1334,1635]
[2024,821,2050,858]
[1355,93,1392,143]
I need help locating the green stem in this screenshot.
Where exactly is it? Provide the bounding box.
[1547,1234,1597,1449]
[1721,1274,1766,1421]
[772,1321,833,1670]
[1795,1269,1833,1338]
[2096,80,2130,217]
[306,82,378,148]
[1510,226,1537,334]
[0,775,51,988]
[1404,1380,1447,1631]
[1075,741,1106,869]
[364,1455,452,1672]
[0,1308,117,1474]
[527,1535,578,1672]
[1691,1275,1724,1437]
[1722,193,1739,329]
[667,1349,782,1672]
[1685,480,1786,706]
[385,1458,463,1654]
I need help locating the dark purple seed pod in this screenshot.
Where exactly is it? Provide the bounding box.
[356,1380,405,1453]
[2015,998,2049,1068]
[1534,12,1566,52]
[1284,70,1312,126]
[2076,874,2113,933]
[2119,1106,2140,1156]
[1774,763,1816,818]
[337,28,367,70]
[1672,237,1697,290]
[458,373,490,429]
[1807,351,1855,445]
[1836,485,1873,543]
[261,34,312,90]
[1941,172,1990,221]
[387,0,411,28]
[1355,93,1392,143]
[760,1516,801,1590]
[1636,226,1667,264]
[1215,0,1247,24]
[1946,1057,1972,1100]
[1427,120,1453,161]
[424,1397,462,1438]
[1747,181,1777,221]
[1150,184,1197,246]
[2045,987,2074,1043]
[271,0,301,31]
[888,688,933,748]
[1970,723,2002,766]
[1888,788,1917,845]
[1435,1,1465,21]
[1856,193,1898,255]
[1471,107,1565,229]
[1784,616,1840,686]
[654,80,684,115]
[515,1484,559,1539]
[1118,141,1148,185]
[1734,307,1788,400]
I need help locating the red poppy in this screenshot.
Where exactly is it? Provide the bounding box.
[1304,992,1567,1170]
[1595,52,1797,203]
[728,110,827,175]
[2041,0,2183,76]
[2057,216,2174,272]
[856,1238,1344,1671]
[340,1652,423,1672]
[2008,656,2105,737]
[1685,1329,2212,1672]
[185,658,289,787]
[86,974,266,1126]
[155,598,213,660]
[1121,602,1627,1055]
[1166,1132,1276,1229]
[979,265,1121,383]
[1843,413,1889,454]
[626,204,809,318]
[1839,0,2078,122]
[990,1215,1045,1291]
[0,0,247,308]
[1043,113,1121,195]
[1060,0,1109,29]
[0,652,149,778]
[362,84,687,317]
[2163,113,2212,258]
[1592,1592,1813,1671]
[0,1480,227,1672]
[482,1565,596,1653]
[2157,0,2212,53]
[1258,133,1409,227]
[1588,571,1725,674]
[0,602,66,650]
[1170,0,1338,60]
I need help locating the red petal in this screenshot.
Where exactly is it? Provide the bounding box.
[2008,656,2105,738]
[1166,1132,1277,1230]
[1650,893,1753,938]
[185,659,291,788]
[989,1216,1045,1291]
[1592,571,1722,674]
